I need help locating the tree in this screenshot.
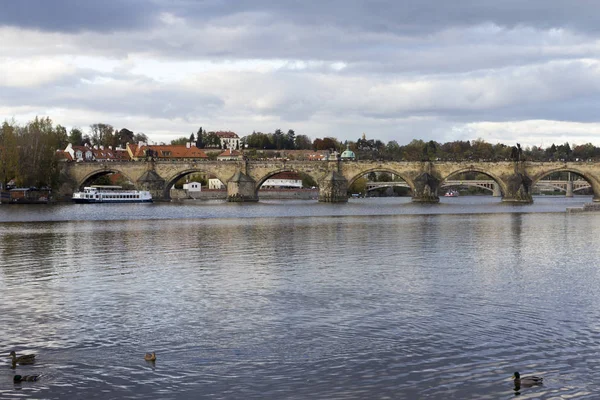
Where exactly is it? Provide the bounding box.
[0,121,18,188]
[55,124,69,149]
[573,143,596,161]
[348,176,367,195]
[313,137,340,151]
[89,123,115,147]
[245,131,272,149]
[15,117,64,188]
[556,142,572,161]
[133,132,148,143]
[171,137,189,145]
[470,138,493,160]
[68,128,84,146]
[546,144,557,160]
[402,139,426,161]
[204,132,221,148]
[273,129,284,149]
[82,134,92,147]
[384,140,402,160]
[294,134,312,150]
[284,129,296,150]
[196,127,204,148]
[116,128,134,148]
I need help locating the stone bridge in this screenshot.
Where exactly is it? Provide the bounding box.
[367,179,591,197]
[60,160,600,203]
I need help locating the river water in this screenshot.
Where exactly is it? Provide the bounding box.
[1,196,600,399]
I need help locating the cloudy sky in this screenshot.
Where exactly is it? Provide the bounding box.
[2,0,600,147]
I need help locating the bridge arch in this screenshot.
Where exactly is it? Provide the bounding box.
[162,168,230,199]
[254,168,321,194]
[347,168,415,193]
[440,167,506,196]
[530,167,598,196]
[77,168,137,190]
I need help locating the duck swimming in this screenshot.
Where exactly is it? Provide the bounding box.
[512,371,543,387]
[14,375,40,383]
[8,351,36,365]
[144,352,156,361]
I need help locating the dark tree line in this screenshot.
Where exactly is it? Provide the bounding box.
[341,137,598,162]
[65,123,149,149]
[242,129,312,150]
[0,117,68,189]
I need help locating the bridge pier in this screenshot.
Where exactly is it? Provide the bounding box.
[412,173,439,203]
[319,171,348,203]
[227,172,258,202]
[566,181,574,197]
[137,169,167,201]
[501,173,533,204]
[492,182,501,197]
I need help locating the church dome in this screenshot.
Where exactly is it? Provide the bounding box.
[340,146,356,160]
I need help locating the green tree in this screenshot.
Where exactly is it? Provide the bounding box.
[285,129,296,149]
[55,124,69,149]
[196,127,204,148]
[116,128,134,148]
[16,117,63,188]
[68,128,84,146]
[133,132,148,143]
[384,140,402,160]
[171,137,189,145]
[294,134,312,150]
[0,121,18,188]
[470,138,493,160]
[89,123,115,147]
[402,139,426,161]
[204,132,221,148]
[348,177,367,195]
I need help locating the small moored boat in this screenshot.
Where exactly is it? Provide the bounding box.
[72,185,152,203]
[444,190,459,197]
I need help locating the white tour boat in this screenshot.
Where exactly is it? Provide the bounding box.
[72,185,153,203]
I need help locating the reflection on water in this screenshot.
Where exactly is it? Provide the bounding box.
[1,197,600,399]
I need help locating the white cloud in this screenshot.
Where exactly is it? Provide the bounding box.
[456,120,600,147]
[0,57,77,87]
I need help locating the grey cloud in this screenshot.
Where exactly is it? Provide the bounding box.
[161,0,600,36]
[0,0,160,32]
[3,0,600,36]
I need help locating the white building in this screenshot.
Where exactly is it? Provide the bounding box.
[183,182,201,192]
[215,131,241,150]
[261,172,303,189]
[208,179,226,189]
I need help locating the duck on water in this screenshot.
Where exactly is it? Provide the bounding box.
[8,351,36,365]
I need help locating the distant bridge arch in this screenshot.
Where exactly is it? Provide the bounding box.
[440,167,507,196]
[347,167,416,192]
